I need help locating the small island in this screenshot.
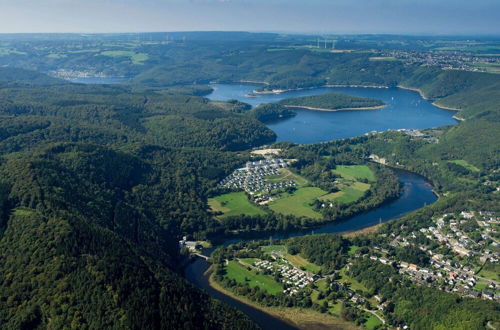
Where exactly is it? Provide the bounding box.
[279,92,385,111]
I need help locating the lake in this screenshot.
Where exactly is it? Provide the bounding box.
[195,84,447,328]
[207,83,458,144]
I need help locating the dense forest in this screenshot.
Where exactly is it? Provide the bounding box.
[278,92,384,110]
[0,33,498,329]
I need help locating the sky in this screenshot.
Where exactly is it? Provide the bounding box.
[0,0,499,35]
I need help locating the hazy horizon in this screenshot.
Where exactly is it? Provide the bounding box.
[0,0,499,35]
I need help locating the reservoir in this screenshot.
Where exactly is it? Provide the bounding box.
[207,83,458,144]
[188,83,446,329]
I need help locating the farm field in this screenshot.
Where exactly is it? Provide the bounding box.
[269,187,326,219]
[333,165,376,182]
[319,165,374,204]
[208,191,267,218]
[224,261,283,295]
[100,50,149,64]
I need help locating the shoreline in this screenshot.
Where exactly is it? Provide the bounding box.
[340,223,383,237]
[223,81,464,117]
[252,83,388,95]
[397,85,463,113]
[208,269,357,330]
[283,104,386,112]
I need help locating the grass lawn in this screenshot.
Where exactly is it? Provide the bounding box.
[478,263,500,282]
[100,50,149,64]
[319,165,373,204]
[240,258,259,265]
[364,314,383,329]
[474,281,490,291]
[319,182,370,204]
[208,192,266,218]
[266,168,309,186]
[348,245,361,255]
[329,302,342,316]
[269,187,326,219]
[285,254,321,273]
[336,183,370,203]
[225,261,283,295]
[333,165,376,182]
[339,268,369,293]
[449,159,480,172]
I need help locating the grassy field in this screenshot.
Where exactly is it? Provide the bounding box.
[208,191,266,218]
[261,245,287,254]
[318,165,373,204]
[224,261,283,295]
[240,258,259,265]
[478,263,500,282]
[266,168,309,185]
[285,254,321,273]
[348,245,361,255]
[319,181,370,204]
[336,182,371,203]
[364,314,383,329]
[333,165,376,182]
[339,268,369,293]
[269,187,326,219]
[100,50,149,64]
[449,159,481,172]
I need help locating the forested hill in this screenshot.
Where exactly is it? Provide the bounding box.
[0,69,262,328]
[0,67,65,86]
[278,92,384,110]
[0,143,257,329]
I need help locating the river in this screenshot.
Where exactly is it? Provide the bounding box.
[186,84,448,329]
[184,170,437,329]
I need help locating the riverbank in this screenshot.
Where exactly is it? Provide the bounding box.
[341,223,383,237]
[208,269,358,330]
[283,104,386,112]
[398,85,463,113]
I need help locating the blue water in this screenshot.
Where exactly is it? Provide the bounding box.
[185,170,436,330]
[208,83,458,144]
[191,83,446,329]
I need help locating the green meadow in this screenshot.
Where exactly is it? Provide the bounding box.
[208,191,266,218]
[333,165,376,182]
[285,253,321,273]
[269,187,326,219]
[224,261,283,295]
[100,50,149,64]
